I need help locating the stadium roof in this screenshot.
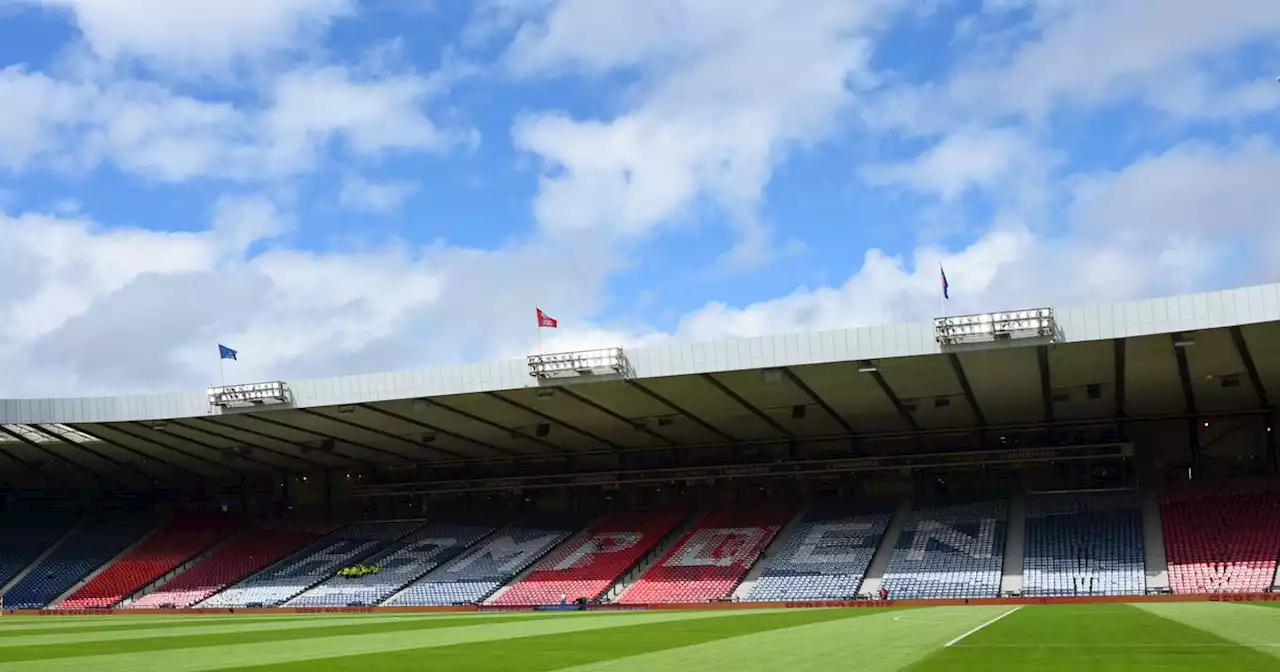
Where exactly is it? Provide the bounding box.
[0,283,1277,487]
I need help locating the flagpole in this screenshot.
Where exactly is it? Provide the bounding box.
[219,354,226,388]
[536,307,543,354]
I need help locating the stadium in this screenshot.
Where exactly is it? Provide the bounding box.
[0,283,1278,670]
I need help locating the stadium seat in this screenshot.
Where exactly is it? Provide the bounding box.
[493,510,683,606]
[618,508,790,604]
[56,514,240,609]
[746,503,890,602]
[0,515,77,591]
[126,522,334,609]
[385,517,584,606]
[197,520,421,608]
[287,523,495,607]
[880,500,1007,600]
[2,513,159,609]
[1022,492,1145,597]
[1161,481,1280,594]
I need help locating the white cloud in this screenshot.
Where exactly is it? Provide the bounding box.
[670,140,1280,343]
[0,199,623,397]
[339,174,420,214]
[32,0,354,69]
[0,65,464,182]
[863,127,1043,201]
[507,0,897,266]
[867,0,1280,134]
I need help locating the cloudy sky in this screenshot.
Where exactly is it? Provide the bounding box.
[0,0,1277,398]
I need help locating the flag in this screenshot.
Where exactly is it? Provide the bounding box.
[536,308,558,329]
[940,266,950,300]
[218,344,238,361]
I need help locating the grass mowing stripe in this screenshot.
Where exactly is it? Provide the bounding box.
[907,603,1278,670]
[219,608,884,671]
[0,614,554,662]
[0,610,779,672]
[1135,602,1280,660]
[557,606,1006,672]
[0,612,545,649]
[0,615,340,638]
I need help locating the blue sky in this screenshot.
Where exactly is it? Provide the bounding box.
[0,0,1277,397]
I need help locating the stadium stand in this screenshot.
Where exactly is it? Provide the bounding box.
[1162,480,1280,594]
[618,508,790,604]
[0,515,77,591]
[198,521,421,608]
[386,517,583,606]
[1022,492,1145,597]
[127,522,332,609]
[880,500,1007,600]
[56,514,240,609]
[492,510,684,606]
[287,523,494,607]
[745,504,890,602]
[2,513,159,609]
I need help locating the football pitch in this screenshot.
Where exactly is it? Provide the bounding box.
[0,602,1278,671]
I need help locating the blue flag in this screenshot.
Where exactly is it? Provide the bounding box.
[218,344,238,361]
[940,266,950,300]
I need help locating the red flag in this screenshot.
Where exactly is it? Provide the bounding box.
[536,308,558,328]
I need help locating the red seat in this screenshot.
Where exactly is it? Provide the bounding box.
[494,511,682,606]
[618,508,790,604]
[127,522,334,609]
[56,515,239,609]
[1162,480,1280,594]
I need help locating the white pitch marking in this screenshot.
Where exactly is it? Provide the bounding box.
[944,605,1022,647]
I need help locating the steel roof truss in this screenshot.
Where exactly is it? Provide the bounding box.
[700,374,794,439]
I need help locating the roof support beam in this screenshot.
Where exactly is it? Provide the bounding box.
[238,413,415,464]
[624,380,736,442]
[135,424,296,471]
[1114,339,1127,422]
[424,399,569,457]
[867,370,918,432]
[700,374,794,439]
[782,368,854,435]
[63,424,204,480]
[1037,346,1055,424]
[196,417,377,467]
[1172,334,1198,416]
[356,404,519,458]
[555,388,677,446]
[31,424,160,483]
[84,423,240,475]
[0,444,53,488]
[0,425,106,487]
[168,420,334,469]
[298,408,467,462]
[485,392,623,450]
[947,354,987,427]
[1229,326,1270,407]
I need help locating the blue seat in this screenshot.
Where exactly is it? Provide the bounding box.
[3,514,157,609]
[880,500,1007,600]
[1022,492,1145,597]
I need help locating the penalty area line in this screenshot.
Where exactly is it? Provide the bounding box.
[944,606,1022,648]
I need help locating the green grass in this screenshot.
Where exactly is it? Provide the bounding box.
[0,602,1275,671]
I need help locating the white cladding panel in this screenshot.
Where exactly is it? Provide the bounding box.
[1,283,1277,424]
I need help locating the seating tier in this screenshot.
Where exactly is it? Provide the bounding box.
[880,500,1007,600]
[287,523,495,607]
[197,521,420,608]
[386,519,582,606]
[618,508,790,604]
[493,511,683,606]
[746,505,890,602]
[1023,492,1145,597]
[1162,482,1280,594]
[127,523,331,609]
[2,514,159,609]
